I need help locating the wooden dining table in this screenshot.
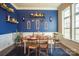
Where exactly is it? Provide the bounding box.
[22,35,49,55]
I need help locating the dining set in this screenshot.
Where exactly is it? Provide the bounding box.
[16,33,49,56]
[15,32,61,56]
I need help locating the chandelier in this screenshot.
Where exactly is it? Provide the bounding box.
[30,12,45,18]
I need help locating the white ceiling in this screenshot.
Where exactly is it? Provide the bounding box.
[12,3,61,10]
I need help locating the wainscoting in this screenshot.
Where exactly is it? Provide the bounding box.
[0,32,17,55]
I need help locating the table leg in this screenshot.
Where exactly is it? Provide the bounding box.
[51,40,53,55]
[24,42,26,54]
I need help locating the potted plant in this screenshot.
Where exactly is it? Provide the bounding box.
[14,34,21,45]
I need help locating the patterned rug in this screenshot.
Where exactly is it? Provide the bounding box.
[6,47,70,56]
[48,48,70,56]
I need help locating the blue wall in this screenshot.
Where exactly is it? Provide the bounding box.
[0,3,58,34]
[0,3,17,35]
[17,10,58,32]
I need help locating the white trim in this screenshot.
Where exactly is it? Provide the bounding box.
[16,8,57,10]
[11,3,17,9]
[62,10,64,35]
[11,3,58,10]
[71,4,75,40]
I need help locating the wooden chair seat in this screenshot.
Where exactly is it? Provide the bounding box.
[28,45,38,49]
[40,44,48,48]
[28,44,38,56]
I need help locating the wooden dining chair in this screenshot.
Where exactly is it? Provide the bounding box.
[39,36,48,56]
[28,35,39,56]
[53,33,60,48]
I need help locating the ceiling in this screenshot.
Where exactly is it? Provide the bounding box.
[12,3,61,10]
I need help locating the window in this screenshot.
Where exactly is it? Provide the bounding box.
[74,3,79,42]
[62,3,79,43]
[62,7,70,39]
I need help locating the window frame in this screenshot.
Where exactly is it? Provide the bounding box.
[62,6,71,39]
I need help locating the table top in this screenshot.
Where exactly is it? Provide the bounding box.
[27,37,38,40]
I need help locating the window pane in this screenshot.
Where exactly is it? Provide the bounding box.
[75,29,79,40]
[64,7,70,17]
[64,17,70,28]
[75,3,79,13]
[76,14,79,28]
[64,29,70,39]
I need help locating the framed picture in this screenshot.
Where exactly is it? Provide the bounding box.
[27,20,31,29]
[49,16,53,22]
[36,20,40,31]
[44,21,48,31]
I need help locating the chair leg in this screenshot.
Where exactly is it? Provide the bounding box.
[46,48,48,56]
[39,48,40,56]
[36,48,37,56]
[28,48,30,56]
